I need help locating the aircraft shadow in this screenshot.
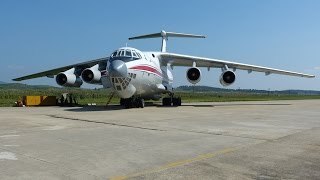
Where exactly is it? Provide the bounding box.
[64,102,158,112]
[64,103,291,112]
[65,105,126,112]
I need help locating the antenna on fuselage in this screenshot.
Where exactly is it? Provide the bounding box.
[128,30,205,52]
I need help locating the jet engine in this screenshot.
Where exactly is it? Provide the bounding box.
[81,64,102,84]
[219,70,236,86]
[56,68,83,87]
[186,67,201,84]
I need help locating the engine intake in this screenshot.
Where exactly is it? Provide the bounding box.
[56,68,83,87]
[81,64,102,84]
[186,67,201,84]
[220,70,236,86]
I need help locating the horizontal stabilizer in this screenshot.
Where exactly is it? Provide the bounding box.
[129,30,205,40]
[128,30,205,52]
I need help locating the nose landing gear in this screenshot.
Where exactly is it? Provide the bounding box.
[120,97,145,108]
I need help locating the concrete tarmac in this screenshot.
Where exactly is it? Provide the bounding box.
[0,100,319,180]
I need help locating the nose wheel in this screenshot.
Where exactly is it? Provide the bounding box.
[138,98,145,108]
[120,97,145,108]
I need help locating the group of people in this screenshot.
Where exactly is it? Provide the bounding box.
[58,93,78,106]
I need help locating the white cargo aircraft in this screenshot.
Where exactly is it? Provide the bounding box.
[13,30,315,108]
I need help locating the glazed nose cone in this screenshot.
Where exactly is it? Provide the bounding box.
[109,60,127,77]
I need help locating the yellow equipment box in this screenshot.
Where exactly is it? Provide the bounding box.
[23,96,57,106]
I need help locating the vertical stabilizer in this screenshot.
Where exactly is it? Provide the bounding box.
[128,30,205,52]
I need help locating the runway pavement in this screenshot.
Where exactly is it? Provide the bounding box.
[0,100,319,179]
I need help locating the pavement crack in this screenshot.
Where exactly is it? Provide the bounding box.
[270,126,320,143]
[172,128,270,141]
[47,115,167,132]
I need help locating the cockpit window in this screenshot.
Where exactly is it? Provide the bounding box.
[111,51,117,57]
[119,50,125,57]
[132,50,142,58]
[116,50,121,56]
[110,48,142,62]
[125,50,131,57]
[137,52,142,58]
[132,51,138,58]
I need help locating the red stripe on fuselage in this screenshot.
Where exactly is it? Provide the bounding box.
[129,65,162,77]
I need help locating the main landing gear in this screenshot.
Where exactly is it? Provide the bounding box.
[120,97,145,108]
[119,94,181,108]
[162,93,182,106]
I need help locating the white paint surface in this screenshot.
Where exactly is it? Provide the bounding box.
[0,152,18,160]
[43,126,65,131]
[3,145,20,147]
[0,134,20,138]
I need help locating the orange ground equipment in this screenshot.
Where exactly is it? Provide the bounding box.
[23,96,57,106]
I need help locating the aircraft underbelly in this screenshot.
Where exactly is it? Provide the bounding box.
[131,71,163,97]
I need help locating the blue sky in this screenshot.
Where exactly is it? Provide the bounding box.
[1,0,319,90]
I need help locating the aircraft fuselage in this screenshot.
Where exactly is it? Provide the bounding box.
[103,47,173,101]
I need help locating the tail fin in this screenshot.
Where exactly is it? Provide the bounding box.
[128,30,205,52]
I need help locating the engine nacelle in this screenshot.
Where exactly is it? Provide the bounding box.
[219,70,236,86]
[56,68,83,87]
[186,67,201,84]
[81,64,102,84]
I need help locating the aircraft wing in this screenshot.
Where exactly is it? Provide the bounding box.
[12,57,109,81]
[160,53,315,78]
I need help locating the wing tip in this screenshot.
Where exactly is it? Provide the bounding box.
[12,78,21,81]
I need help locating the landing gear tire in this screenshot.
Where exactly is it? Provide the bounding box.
[162,97,181,107]
[124,99,131,109]
[120,98,125,106]
[121,97,145,108]
[162,97,172,106]
[172,97,181,106]
[135,98,144,108]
